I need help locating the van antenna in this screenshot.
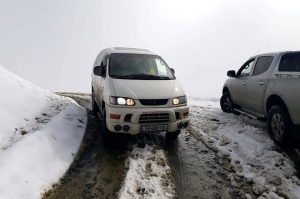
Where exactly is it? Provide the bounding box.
[253,50,260,56]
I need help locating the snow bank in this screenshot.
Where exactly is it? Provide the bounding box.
[190,105,300,199]
[119,145,175,199]
[0,65,87,198]
[188,96,219,107]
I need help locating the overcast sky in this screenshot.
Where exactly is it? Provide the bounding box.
[1,0,300,98]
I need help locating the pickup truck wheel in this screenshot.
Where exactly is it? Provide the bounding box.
[166,130,180,141]
[220,92,234,113]
[267,105,290,145]
[92,90,99,113]
[101,108,111,141]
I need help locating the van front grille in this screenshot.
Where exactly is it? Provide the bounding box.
[139,113,169,124]
[139,99,168,106]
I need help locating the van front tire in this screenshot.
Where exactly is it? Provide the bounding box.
[92,89,99,113]
[101,107,111,141]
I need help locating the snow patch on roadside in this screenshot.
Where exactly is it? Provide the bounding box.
[190,105,300,199]
[119,145,175,199]
[0,65,87,198]
[188,95,219,107]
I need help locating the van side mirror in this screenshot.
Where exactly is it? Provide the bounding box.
[227,70,236,77]
[94,65,105,76]
[170,68,175,75]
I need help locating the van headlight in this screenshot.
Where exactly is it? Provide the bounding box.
[109,96,135,106]
[172,96,187,105]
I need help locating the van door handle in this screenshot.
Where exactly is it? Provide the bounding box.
[243,82,247,85]
[259,81,264,85]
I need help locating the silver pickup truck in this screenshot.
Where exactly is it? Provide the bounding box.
[221,51,300,144]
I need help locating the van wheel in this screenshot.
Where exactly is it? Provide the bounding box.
[101,107,111,141]
[220,92,234,113]
[166,130,180,141]
[267,105,290,145]
[92,89,99,113]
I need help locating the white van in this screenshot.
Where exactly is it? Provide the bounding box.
[91,47,189,140]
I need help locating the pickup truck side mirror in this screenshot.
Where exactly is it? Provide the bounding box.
[93,65,106,77]
[170,68,175,75]
[227,70,236,77]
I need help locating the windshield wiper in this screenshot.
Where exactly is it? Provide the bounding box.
[114,74,171,80]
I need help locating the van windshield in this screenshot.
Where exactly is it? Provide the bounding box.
[109,53,175,80]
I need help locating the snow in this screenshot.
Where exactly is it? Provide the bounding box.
[119,144,175,199]
[188,95,219,107]
[2,61,300,198]
[0,65,87,198]
[253,176,266,187]
[189,104,300,199]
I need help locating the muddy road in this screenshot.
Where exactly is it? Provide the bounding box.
[43,92,254,199]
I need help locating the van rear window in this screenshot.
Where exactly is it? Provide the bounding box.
[279,53,300,72]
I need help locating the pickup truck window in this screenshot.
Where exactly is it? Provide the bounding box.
[279,52,300,72]
[253,56,274,76]
[237,59,255,77]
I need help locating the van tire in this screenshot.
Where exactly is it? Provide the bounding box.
[166,130,180,141]
[267,105,290,145]
[92,89,99,113]
[220,92,234,113]
[101,107,111,141]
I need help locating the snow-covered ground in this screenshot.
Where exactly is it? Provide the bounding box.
[0,65,87,198]
[188,96,220,108]
[119,144,175,199]
[189,105,300,199]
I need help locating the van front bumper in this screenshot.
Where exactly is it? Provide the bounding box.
[105,105,190,135]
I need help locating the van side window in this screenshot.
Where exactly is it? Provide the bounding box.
[253,56,274,76]
[155,58,167,75]
[279,53,300,72]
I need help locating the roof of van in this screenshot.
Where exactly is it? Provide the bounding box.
[100,47,158,55]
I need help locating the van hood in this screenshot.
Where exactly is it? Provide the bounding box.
[111,79,185,99]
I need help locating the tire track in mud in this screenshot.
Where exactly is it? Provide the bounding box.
[164,129,254,199]
[43,93,128,199]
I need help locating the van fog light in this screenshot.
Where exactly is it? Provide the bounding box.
[114,125,122,131]
[183,122,188,128]
[123,125,130,132]
[183,112,189,116]
[178,123,183,129]
[110,114,121,119]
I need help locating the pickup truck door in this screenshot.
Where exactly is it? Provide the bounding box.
[246,56,274,113]
[231,59,255,106]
